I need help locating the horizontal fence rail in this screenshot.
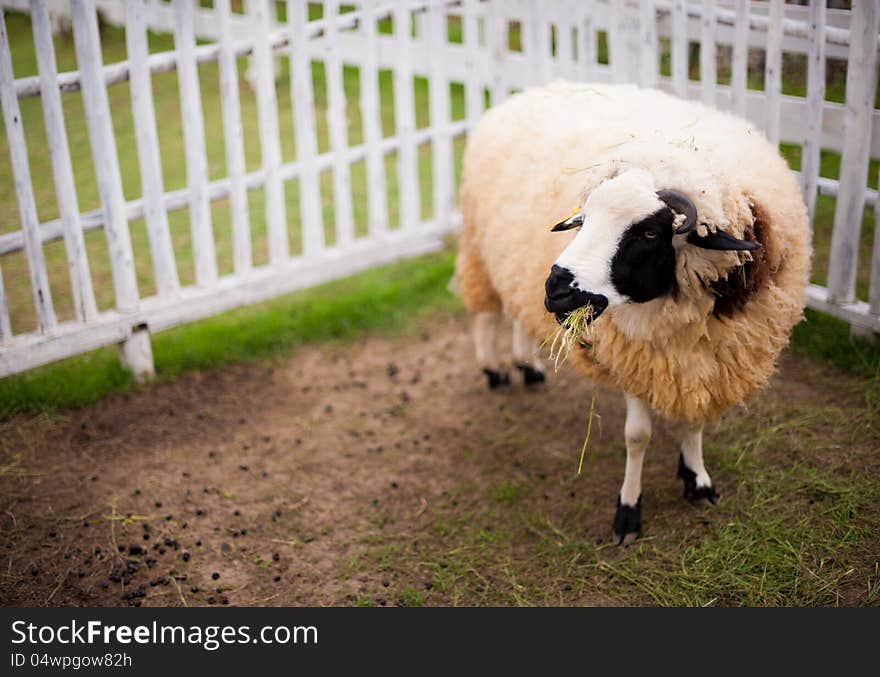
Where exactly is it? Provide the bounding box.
[0,0,879,381]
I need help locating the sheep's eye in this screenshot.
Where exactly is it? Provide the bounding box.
[644,230,658,240]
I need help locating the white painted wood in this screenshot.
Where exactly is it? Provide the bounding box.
[31,0,97,323]
[0,262,11,344]
[0,222,459,377]
[611,0,641,84]
[118,324,154,382]
[579,0,596,82]
[0,120,473,258]
[428,0,453,228]
[393,2,420,228]
[126,0,180,297]
[828,1,879,305]
[764,0,783,145]
[0,8,56,333]
[699,0,716,105]
[360,0,389,238]
[71,0,140,313]
[528,0,550,86]
[639,0,658,89]
[462,0,483,125]
[730,0,749,116]
[288,0,323,254]
[217,0,251,275]
[251,0,289,263]
[554,1,575,80]
[10,1,871,102]
[487,0,508,104]
[801,0,826,228]
[671,0,688,97]
[173,0,218,286]
[872,166,880,316]
[324,0,355,245]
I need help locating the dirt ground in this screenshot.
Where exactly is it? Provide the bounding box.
[0,314,877,607]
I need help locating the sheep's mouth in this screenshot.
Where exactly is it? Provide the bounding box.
[545,291,608,324]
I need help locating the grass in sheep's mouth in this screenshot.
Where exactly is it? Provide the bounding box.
[541,304,599,475]
[542,304,595,372]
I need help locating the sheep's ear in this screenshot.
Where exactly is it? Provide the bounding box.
[687,228,761,251]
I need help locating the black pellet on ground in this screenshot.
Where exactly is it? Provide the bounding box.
[272,553,280,562]
[211,572,220,580]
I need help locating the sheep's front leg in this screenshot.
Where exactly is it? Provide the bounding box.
[474,312,509,389]
[678,427,719,505]
[512,320,545,386]
[613,394,651,545]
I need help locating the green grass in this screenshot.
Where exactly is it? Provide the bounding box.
[0,249,458,417]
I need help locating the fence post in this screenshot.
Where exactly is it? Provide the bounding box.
[699,0,716,105]
[670,0,688,97]
[730,0,749,116]
[764,0,783,146]
[0,7,57,335]
[288,0,324,253]
[827,1,878,312]
[801,0,826,229]
[71,0,153,381]
[639,0,658,89]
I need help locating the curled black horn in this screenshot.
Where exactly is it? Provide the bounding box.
[657,189,698,235]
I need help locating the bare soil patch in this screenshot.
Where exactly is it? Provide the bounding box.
[0,315,877,606]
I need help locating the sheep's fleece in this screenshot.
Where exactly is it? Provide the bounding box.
[454,81,811,424]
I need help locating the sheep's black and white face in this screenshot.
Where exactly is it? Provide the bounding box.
[544,169,760,323]
[544,170,677,323]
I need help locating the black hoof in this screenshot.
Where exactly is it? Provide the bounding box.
[612,495,641,546]
[482,368,510,390]
[677,453,719,506]
[515,363,546,386]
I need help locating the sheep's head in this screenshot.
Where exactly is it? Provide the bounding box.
[544,169,760,323]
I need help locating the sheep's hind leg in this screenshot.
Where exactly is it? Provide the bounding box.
[512,320,545,386]
[678,426,719,506]
[474,312,509,389]
[613,394,651,545]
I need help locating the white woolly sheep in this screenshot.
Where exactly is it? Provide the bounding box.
[454,81,811,544]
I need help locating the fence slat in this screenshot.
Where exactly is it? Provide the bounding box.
[764,0,783,145]
[730,0,749,116]
[325,1,355,245]
[173,0,217,286]
[873,173,880,315]
[428,0,453,227]
[671,0,688,97]
[700,0,716,105]
[801,0,826,228]
[827,0,879,305]
[639,0,658,88]
[288,0,323,254]
[0,8,56,333]
[217,0,251,275]
[579,0,596,82]
[463,0,483,125]
[554,1,574,80]
[0,262,11,344]
[71,0,140,312]
[125,0,180,297]
[393,2,419,228]
[359,0,389,238]
[31,0,97,322]
[251,0,289,263]
[487,0,507,104]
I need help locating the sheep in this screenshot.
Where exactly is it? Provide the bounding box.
[454,81,811,544]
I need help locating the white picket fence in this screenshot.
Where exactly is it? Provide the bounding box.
[0,0,878,382]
